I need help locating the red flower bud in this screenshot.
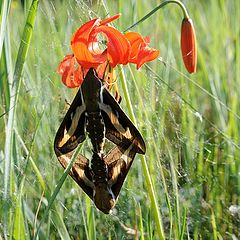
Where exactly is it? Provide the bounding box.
[181,18,197,73]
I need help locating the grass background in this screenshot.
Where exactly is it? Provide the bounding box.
[0,0,239,239]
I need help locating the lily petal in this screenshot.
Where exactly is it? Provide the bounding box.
[71,18,105,69]
[125,32,145,61]
[136,46,160,69]
[100,14,121,26]
[57,54,74,75]
[71,16,128,69]
[125,32,160,69]
[58,54,84,88]
[71,18,99,44]
[72,42,106,69]
[97,25,130,67]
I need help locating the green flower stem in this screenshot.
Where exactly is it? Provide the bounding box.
[124,0,189,32]
[118,67,165,240]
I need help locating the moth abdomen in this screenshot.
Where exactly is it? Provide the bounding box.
[91,152,108,183]
[91,152,116,214]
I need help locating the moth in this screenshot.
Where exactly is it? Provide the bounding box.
[54,68,146,214]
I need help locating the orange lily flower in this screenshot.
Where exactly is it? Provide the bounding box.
[125,32,160,69]
[180,18,197,73]
[58,14,160,88]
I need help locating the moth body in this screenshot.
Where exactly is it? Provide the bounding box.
[81,70,116,212]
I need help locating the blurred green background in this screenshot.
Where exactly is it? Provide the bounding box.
[0,0,239,239]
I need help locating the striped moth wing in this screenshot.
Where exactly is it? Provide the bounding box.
[54,89,86,155]
[100,87,146,154]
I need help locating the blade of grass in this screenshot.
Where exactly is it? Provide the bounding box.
[86,197,96,240]
[3,0,39,237]
[79,194,90,240]
[51,203,71,240]
[33,191,45,237]
[138,203,145,240]
[0,41,10,112]
[147,209,153,240]
[211,208,218,240]
[13,179,27,240]
[0,0,11,58]
[179,207,187,240]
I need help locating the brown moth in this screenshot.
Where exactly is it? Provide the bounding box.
[54,68,145,214]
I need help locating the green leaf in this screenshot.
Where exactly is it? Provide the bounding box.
[13,183,26,240]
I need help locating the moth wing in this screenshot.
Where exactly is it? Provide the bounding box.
[100,88,146,154]
[55,148,94,200]
[54,88,86,155]
[104,144,137,199]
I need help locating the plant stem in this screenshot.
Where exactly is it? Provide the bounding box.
[124,0,189,32]
[118,66,165,240]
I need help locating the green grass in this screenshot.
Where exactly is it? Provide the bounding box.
[1,0,240,239]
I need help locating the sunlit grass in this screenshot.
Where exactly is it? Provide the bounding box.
[0,0,239,239]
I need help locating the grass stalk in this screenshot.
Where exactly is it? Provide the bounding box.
[86,197,96,240]
[0,0,12,58]
[138,203,145,240]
